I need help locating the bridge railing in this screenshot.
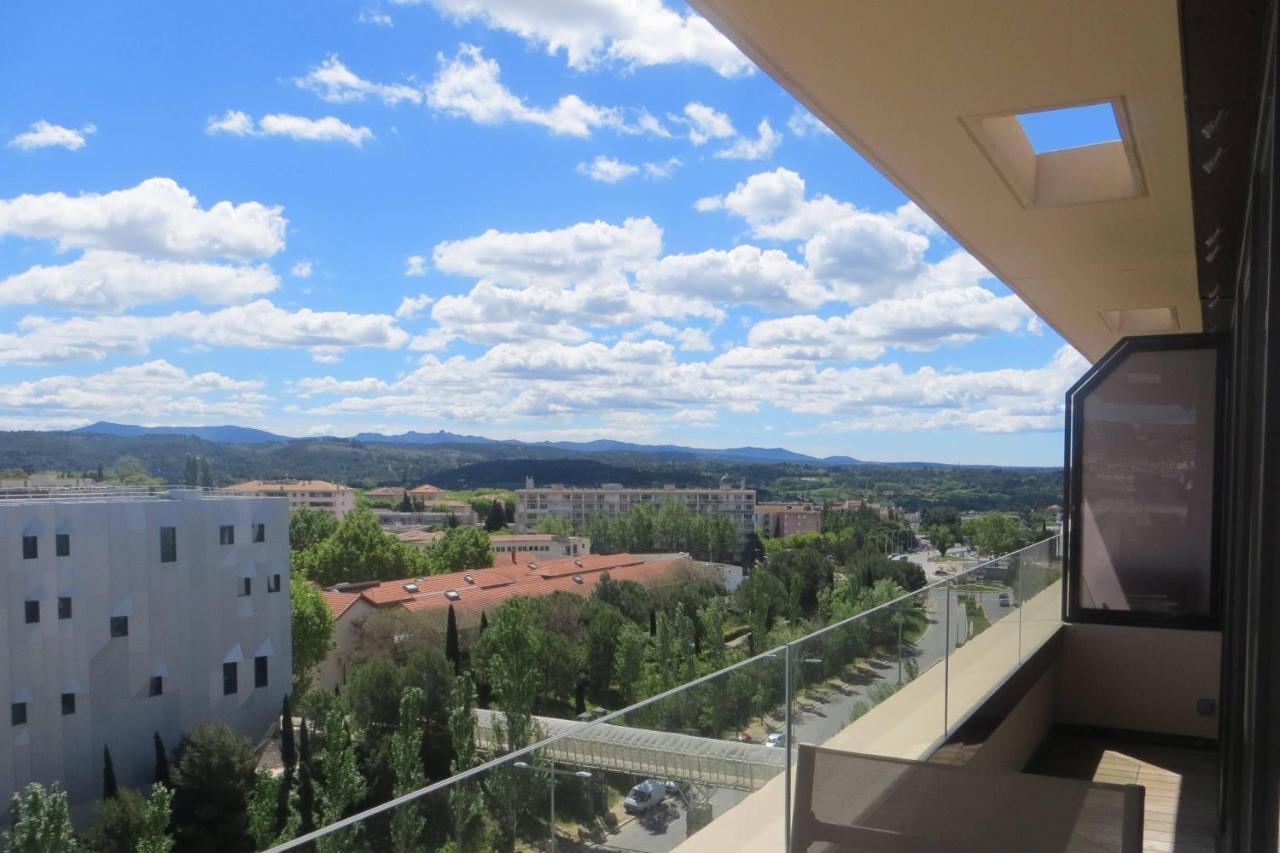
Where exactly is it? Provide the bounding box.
[266,534,1062,853]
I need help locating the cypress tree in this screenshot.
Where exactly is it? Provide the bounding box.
[183,455,198,487]
[153,732,171,788]
[198,456,213,488]
[649,608,658,637]
[398,491,412,512]
[279,695,296,776]
[103,745,119,799]
[445,604,461,675]
[484,500,505,531]
[96,463,104,481]
[297,718,315,833]
[479,610,488,634]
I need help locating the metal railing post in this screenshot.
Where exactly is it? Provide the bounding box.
[943,580,951,735]
[784,643,793,850]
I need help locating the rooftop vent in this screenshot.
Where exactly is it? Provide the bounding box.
[574,559,583,567]
[572,575,584,584]
[527,562,538,570]
[403,583,419,593]
[464,574,475,584]
[445,590,461,601]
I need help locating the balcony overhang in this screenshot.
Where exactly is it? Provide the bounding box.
[687,0,1201,362]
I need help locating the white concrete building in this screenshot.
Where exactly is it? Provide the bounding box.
[515,478,756,537]
[221,480,355,519]
[0,488,291,810]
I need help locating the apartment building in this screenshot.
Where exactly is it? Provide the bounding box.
[0,488,290,810]
[221,479,355,519]
[515,478,756,537]
[753,503,821,538]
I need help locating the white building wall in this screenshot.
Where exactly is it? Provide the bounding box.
[0,491,290,809]
[515,487,756,537]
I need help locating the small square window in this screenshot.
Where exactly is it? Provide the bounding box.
[222,662,238,696]
[160,527,177,563]
[24,601,39,625]
[21,536,36,560]
[254,655,268,689]
[252,523,266,544]
[267,574,281,593]
[238,577,252,598]
[110,616,128,638]
[10,703,26,726]
[55,534,70,557]
[57,597,71,620]
[219,525,235,546]
[60,693,75,716]
[149,676,163,697]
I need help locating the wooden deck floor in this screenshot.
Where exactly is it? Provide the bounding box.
[1027,734,1219,853]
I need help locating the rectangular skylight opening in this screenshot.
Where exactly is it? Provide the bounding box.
[1016,102,1121,154]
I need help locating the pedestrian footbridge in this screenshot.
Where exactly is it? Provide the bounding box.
[475,709,786,792]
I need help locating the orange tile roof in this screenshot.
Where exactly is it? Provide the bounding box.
[321,589,361,620]
[224,479,350,493]
[332,553,686,616]
[408,483,444,494]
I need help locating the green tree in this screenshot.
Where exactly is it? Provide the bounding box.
[197,457,213,488]
[388,688,427,853]
[446,673,482,849]
[106,456,160,486]
[291,577,334,694]
[484,500,506,532]
[316,710,366,853]
[398,491,413,512]
[103,746,118,800]
[924,524,955,557]
[583,601,624,695]
[534,515,572,535]
[591,573,652,625]
[246,771,285,852]
[969,512,1022,557]
[135,785,174,853]
[171,723,257,853]
[292,507,429,585]
[288,508,338,553]
[183,455,199,488]
[613,622,647,704]
[297,719,315,834]
[445,604,461,675]
[423,526,493,574]
[8,783,77,853]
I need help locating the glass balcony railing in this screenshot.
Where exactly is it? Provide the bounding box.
[266,535,1061,853]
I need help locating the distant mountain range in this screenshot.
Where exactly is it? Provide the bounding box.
[69,421,865,466]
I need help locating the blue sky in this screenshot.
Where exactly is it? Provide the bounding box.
[0,0,1087,465]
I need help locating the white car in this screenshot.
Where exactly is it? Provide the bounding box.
[764,732,787,748]
[624,779,666,814]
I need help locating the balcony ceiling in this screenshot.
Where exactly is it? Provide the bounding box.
[689,0,1198,362]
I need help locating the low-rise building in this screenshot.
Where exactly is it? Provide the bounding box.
[374,506,479,528]
[754,503,822,538]
[395,530,591,558]
[221,480,355,519]
[515,478,756,538]
[0,488,290,809]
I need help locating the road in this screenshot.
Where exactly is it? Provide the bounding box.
[588,550,1019,852]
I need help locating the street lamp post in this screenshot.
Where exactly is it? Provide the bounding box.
[512,760,593,853]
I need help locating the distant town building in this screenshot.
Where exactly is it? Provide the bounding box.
[396,530,591,559]
[407,483,444,496]
[374,505,479,528]
[221,480,355,519]
[0,488,290,809]
[515,478,756,537]
[364,486,406,499]
[0,475,96,492]
[314,552,705,689]
[754,503,822,538]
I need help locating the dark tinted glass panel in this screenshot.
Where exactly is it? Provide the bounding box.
[160,527,177,563]
[1074,345,1218,618]
[220,525,234,545]
[11,703,25,726]
[223,662,237,695]
[58,597,71,620]
[110,616,128,638]
[24,601,38,624]
[252,523,266,543]
[55,534,69,557]
[60,694,75,715]
[254,656,268,688]
[149,676,163,697]
[22,536,36,559]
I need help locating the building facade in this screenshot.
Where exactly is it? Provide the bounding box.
[221,480,355,519]
[515,479,756,537]
[753,503,822,538]
[0,489,291,810]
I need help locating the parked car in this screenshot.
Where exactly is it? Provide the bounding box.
[576,707,608,722]
[998,592,1011,607]
[624,779,667,814]
[734,731,753,743]
[665,779,689,797]
[764,732,787,748]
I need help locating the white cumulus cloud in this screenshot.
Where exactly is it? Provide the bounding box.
[576,155,639,183]
[7,120,96,151]
[207,111,374,146]
[295,55,422,105]
[714,118,780,161]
